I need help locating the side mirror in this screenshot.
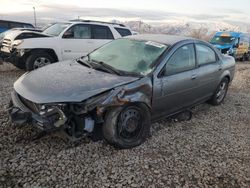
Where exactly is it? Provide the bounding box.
[62,31,73,39]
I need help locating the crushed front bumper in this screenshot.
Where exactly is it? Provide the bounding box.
[1,49,18,62]
[0,48,24,68]
[8,91,56,131]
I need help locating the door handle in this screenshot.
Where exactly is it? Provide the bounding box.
[191,74,197,80]
[218,67,222,71]
[64,50,71,52]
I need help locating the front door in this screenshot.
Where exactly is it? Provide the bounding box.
[152,44,199,119]
[61,24,93,60]
[61,24,114,60]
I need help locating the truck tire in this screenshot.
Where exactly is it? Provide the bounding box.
[25,51,55,71]
[209,77,229,106]
[13,61,25,70]
[102,104,151,149]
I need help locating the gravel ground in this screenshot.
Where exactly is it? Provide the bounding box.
[0,62,249,187]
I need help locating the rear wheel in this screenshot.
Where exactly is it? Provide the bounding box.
[209,77,229,106]
[102,104,151,149]
[25,51,55,71]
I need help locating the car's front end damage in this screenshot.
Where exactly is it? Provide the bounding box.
[8,61,152,141]
[0,31,51,68]
[9,91,67,131]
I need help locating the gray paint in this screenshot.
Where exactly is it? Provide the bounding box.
[14,60,138,104]
[13,35,235,121]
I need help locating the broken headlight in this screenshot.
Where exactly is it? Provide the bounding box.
[39,104,67,128]
[12,39,23,47]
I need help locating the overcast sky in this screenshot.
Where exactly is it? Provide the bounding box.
[1,0,250,27]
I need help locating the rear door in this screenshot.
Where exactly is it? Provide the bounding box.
[90,24,114,50]
[194,43,222,101]
[152,43,199,119]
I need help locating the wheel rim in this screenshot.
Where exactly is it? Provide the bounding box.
[216,81,227,103]
[33,57,51,69]
[117,106,143,143]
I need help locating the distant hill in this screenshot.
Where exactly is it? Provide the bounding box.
[122,20,244,40]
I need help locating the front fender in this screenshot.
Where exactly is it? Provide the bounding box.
[16,38,62,60]
[98,77,153,113]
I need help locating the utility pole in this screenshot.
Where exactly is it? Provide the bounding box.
[33,7,37,27]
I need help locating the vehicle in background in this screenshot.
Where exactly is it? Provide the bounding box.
[210,31,250,61]
[0,28,42,43]
[0,20,133,71]
[0,28,43,64]
[0,20,34,33]
[8,34,235,148]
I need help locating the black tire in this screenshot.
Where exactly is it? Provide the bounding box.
[13,61,25,70]
[25,51,55,71]
[209,77,229,106]
[102,103,151,149]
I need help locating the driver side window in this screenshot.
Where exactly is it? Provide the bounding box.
[63,24,91,39]
[164,44,196,76]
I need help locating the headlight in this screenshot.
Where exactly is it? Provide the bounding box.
[39,104,66,115]
[12,39,23,47]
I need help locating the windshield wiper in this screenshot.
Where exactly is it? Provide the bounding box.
[90,59,121,76]
[76,57,93,68]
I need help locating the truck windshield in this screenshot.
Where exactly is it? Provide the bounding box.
[211,36,236,45]
[42,23,71,36]
[88,38,167,76]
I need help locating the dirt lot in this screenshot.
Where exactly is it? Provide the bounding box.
[0,62,249,187]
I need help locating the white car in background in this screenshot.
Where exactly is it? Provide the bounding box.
[0,20,133,70]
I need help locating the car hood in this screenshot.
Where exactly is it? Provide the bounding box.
[14,61,139,104]
[213,44,232,50]
[3,30,50,42]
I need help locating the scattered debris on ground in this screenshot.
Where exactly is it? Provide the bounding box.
[0,62,249,187]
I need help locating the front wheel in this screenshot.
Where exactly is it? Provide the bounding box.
[25,52,55,71]
[102,104,151,149]
[209,77,229,106]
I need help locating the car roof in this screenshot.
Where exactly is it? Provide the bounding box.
[67,20,129,28]
[126,34,194,45]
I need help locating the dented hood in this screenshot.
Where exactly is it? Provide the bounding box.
[14,61,138,104]
[3,30,50,42]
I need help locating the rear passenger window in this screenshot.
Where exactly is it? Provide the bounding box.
[115,27,132,37]
[92,25,114,39]
[196,44,217,65]
[164,44,196,76]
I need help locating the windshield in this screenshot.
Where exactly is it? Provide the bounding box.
[42,23,71,36]
[88,38,167,75]
[211,36,236,45]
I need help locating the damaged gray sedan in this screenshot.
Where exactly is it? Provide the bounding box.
[8,34,235,148]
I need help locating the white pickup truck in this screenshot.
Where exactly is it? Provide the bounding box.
[0,20,133,70]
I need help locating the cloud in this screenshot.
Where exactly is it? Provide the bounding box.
[1,3,249,30]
